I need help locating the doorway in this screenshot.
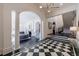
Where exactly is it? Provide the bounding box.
[19,11,43,50]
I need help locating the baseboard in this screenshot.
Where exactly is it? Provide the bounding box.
[0,54,3,56]
[0,49,20,56]
[4,52,13,56]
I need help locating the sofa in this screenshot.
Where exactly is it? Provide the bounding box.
[19,31,29,42]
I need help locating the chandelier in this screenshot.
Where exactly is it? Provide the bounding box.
[39,3,63,12]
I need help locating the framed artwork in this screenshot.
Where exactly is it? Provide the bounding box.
[48,22,52,29]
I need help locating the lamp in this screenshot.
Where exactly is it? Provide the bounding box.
[70,26,77,32]
[70,26,78,38]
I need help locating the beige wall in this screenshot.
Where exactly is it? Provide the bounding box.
[0,4,3,55]
[62,11,75,28]
[2,3,48,55]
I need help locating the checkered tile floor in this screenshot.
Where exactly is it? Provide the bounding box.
[16,39,75,56]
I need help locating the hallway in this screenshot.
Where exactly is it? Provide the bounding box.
[20,36,40,51]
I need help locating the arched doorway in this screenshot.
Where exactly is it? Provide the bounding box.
[19,11,43,50]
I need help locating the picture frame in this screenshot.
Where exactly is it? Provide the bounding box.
[48,22,52,29]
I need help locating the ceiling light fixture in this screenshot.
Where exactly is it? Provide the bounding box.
[60,3,63,5]
[48,10,51,13]
[40,6,43,8]
[39,3,62,13]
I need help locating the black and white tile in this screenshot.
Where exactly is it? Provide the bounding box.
[16,38,75,56]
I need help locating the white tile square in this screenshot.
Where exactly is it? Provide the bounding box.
[40,43,43,45]
[34,49,39,52]
[51,52,58,56]
[24,49,29,52]
[39,52,45,56]
[16,53,21,56]
[37,45,39,47]
[53,42,57,44]
[64,46,70,49]
[63,49,71,52]
[27,52,33,56]
[54,49,60,52]
[44,49,49,52]
[65,44,70,46]
[59,42,63,45]
[50,44,54,46]
[43,44,47,46]
[39,46,43,49]
[62,52,70,56]
[48,41,52,43]
[57,44,62,46]
[56,46,61,49]
[46,43,49,44]
[31,47,35,49]
[48,46,52,49]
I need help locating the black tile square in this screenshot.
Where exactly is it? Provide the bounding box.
[49,49,54,52]
[59,49,65,52]
[45,52,51,56]
[60,46,65,48]
[33,52,39,56]
[67,52,74,56]
[54,44,58,46]
[44,46,48,49]
[20,52,27,56]
[56,52,63,56]
[49,42,52,44]
[52,46,56,48]
[43,43,46,44]
[47,44,50,46]
[35,46,39,49]
[39,49,44,52]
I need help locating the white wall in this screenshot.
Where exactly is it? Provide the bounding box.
[0,4,3,55]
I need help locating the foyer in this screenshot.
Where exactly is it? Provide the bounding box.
[0,3,79,56]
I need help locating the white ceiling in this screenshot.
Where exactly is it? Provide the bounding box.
[38,3,77,8]
[35,3,78,13]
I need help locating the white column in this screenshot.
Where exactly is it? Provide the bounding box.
[15,12,20,50]
[75,4,79,27]
[75,4,79,48]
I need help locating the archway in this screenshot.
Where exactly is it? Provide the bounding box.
[19,11,43,49]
